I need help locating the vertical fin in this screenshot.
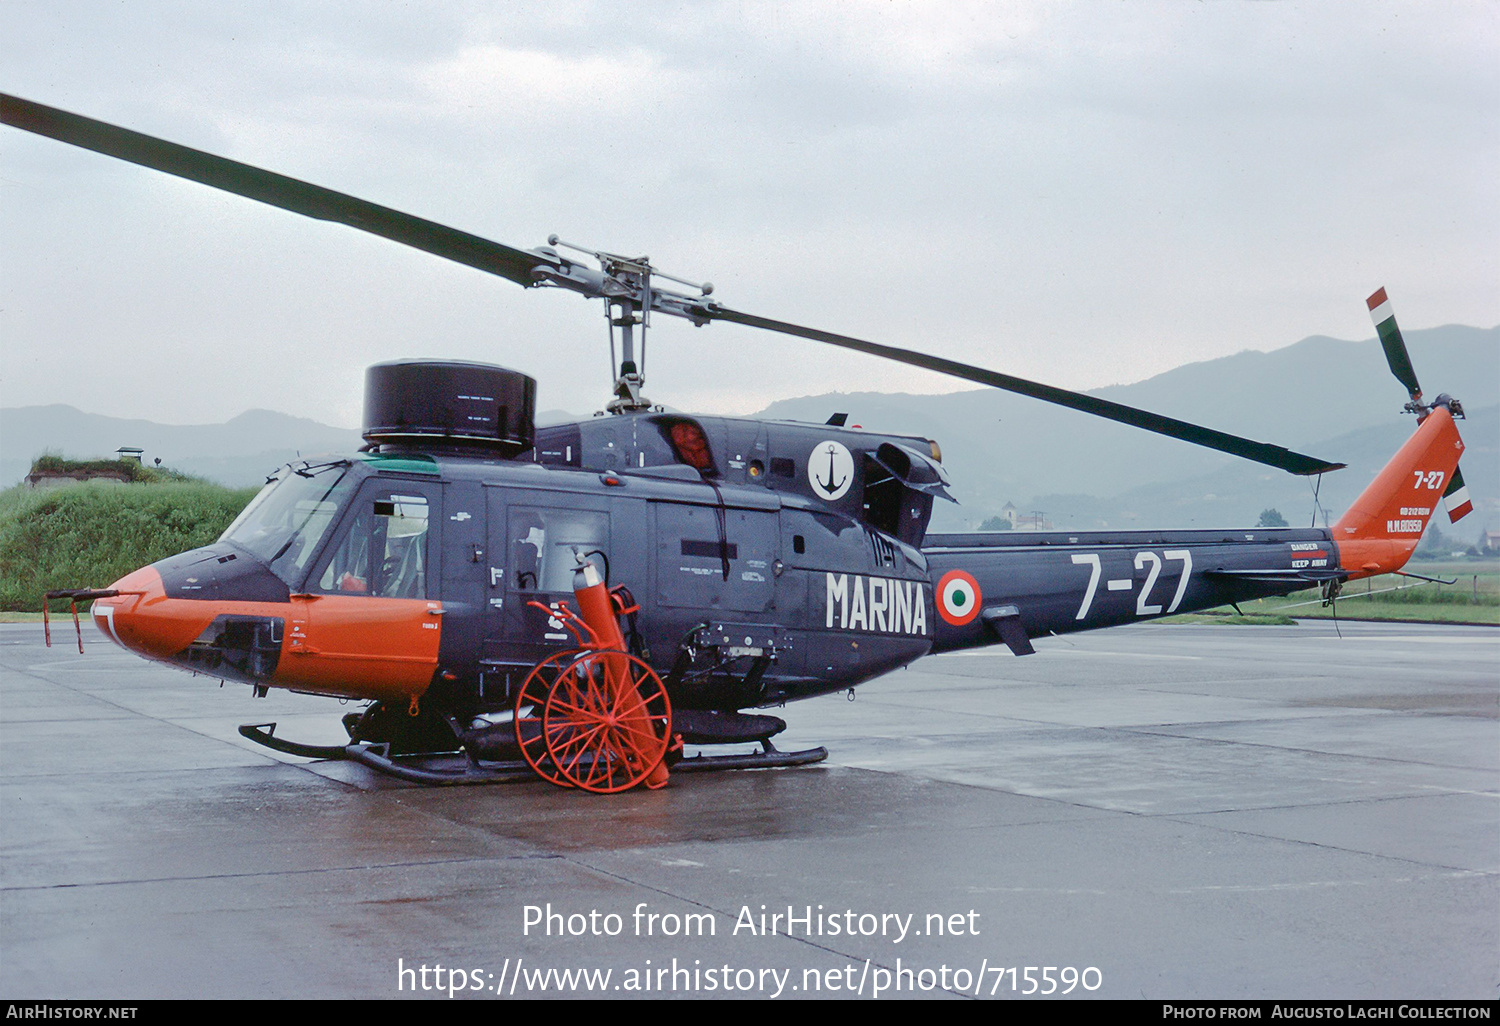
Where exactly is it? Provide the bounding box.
[1332,406,1465,578]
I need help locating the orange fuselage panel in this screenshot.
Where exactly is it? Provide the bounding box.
[93,566,441,703]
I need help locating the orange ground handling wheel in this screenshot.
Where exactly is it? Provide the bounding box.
[513,649,581,786]
[542,650,671,793]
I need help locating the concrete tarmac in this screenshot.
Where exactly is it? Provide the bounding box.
[1,619,1495,1000]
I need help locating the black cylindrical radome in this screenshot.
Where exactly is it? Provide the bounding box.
[363,360,536,455]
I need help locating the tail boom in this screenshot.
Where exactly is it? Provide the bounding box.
[919,403,1465,656]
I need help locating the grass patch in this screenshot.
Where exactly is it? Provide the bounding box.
[1265,600,1498,625]
[1158,610,1298,626]
[1157,559,1499,626]
[28,453,199,485]
[1238,559,1500,625]
[0,480,258,611]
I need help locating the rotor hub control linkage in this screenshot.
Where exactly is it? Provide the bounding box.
[533,236,715,413]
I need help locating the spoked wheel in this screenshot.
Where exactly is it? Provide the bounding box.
[542,651,671,793]
[513,649,580,786]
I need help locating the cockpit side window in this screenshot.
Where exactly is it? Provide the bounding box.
[315,490,432,599]
[220,462,354,586]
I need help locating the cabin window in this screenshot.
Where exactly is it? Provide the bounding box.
[509,507,610,592]
[315,493,430,598]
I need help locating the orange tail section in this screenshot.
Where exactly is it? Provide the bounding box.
[1333,404,1466,579]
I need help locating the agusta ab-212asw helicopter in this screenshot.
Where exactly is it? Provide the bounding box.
[6,93,1475,793]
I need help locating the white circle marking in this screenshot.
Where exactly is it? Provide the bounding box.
[808,440,855,501]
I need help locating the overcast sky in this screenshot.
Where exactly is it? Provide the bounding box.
[2,1,1496,429]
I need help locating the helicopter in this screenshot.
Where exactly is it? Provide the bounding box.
[4,93,1473,792]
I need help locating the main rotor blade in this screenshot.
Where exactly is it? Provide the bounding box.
[0,93,1348,476]
[1,93,550,287]
[1366,287,1421,400]
[708,307,1345,476]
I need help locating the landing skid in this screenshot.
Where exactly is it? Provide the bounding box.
[238,722,351,761]
[674,740,829,772]
[346,744,536,786]
[238,721,827,784]
[239,723,535,785]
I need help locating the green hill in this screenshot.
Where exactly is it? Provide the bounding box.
[0,480,257,611]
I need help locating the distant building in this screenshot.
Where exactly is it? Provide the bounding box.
[995,501,1052,531]
[25,450,145,489]
[1014,510,1053,531]
[25,465,132,489]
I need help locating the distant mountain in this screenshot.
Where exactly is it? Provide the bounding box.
[754,324,1499,530]
[0,405,588,489]
[1024,404,1498,534]
[0,406,362,488]
[4,324,1495,538]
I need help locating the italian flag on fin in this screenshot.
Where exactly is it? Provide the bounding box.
[1443,467,1473,523]
[1367,286,1394,326]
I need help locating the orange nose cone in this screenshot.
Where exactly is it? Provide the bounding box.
[91,565,208,660]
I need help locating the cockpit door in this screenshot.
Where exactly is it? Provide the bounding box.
[282,479,443,703]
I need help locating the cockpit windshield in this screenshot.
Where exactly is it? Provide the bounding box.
[220,461,355,586]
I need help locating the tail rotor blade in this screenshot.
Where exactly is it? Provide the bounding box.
[1367,287,1422,401]
[1367,289,1467,521]
[1443,466,1474,523]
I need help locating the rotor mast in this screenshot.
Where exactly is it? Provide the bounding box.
[545,235,713,413]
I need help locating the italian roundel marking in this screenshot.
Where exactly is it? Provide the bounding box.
[936,570,981,626]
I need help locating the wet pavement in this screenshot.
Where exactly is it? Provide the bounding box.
[1,619,1495,1000]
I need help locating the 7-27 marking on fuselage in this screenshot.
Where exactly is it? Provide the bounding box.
[1070,550,1193,620]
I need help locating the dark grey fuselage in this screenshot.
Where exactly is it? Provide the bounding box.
[152,411,1343,717]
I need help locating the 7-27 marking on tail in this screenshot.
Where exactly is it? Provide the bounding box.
[1071,550,1192,621]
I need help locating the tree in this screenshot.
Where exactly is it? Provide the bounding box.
[1256,508,1289,528]
[978,516,1013,531]
[1415,521,1450,557]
